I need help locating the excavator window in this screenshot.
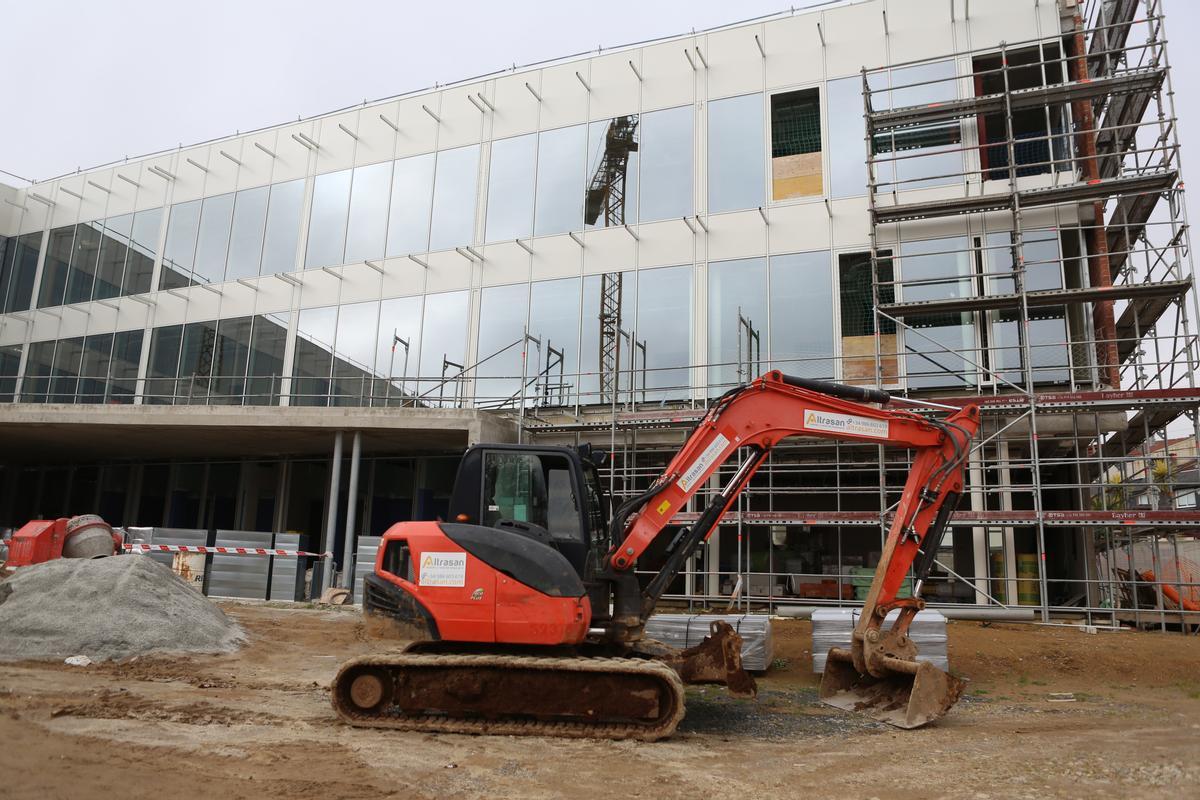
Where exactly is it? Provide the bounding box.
[481,452,581,544]
[381,539,414,582]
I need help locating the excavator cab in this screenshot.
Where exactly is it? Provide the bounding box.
[446,443,609,576]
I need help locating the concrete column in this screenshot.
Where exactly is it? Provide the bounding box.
[341,431,362,589]
[317,431,344,595]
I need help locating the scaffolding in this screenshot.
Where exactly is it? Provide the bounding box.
[510,1,1200,631]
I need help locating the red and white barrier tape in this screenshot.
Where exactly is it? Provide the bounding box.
[123,543,331,559]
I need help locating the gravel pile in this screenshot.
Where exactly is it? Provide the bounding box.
[0,554,244,661]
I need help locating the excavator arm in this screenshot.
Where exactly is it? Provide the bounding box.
[601,370,979,727]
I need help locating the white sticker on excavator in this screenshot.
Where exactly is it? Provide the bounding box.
[418,552,467,587]
[676,433,730,493]
[803,409,889,439]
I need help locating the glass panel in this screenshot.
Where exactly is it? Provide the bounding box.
[874,61,962,191]
[429,145,480,251]
[770,251,835,379]
[145,325,183,404]
[482,451,545,526]
[580,271,635,404]
[305,169,352,268]
[528,277,581,408]
[109,329,142,403]
[534,125,586,236]
[331,300,380,406]
[418,290,469,404]
[771,88,822,200]
[475,283,530,406]
[211,316,254,403]
[22,341,56,402]
[39,226,75,308]
[987,231,1069,384]
[839,250,897,384]
[376,296,423,406]
[901,236,973,302]
[225,187,269,281]
[636,265,691,401]
[709,257,767,392]
[585,116,640,228]
[386,153,436,256]
[899,237,976,389]
[161,200,201,289]
[828,76,872,199]
[93,214,133,301]
[66,223,103,303]
[124,208,162,295]
[50,336,85,403]
[485,134,536,242]
[709,93,764,213]
[246,313,288,405]
[193,193,235,284]
[0,236,9,313]
[292,306,338,406]
[78,333,114,403]
[344,161,393,264]
[177,321,218,403]
[639,106,693,222]
[261,179,305,275]
[0,343,22,402]
[4,232,41,313]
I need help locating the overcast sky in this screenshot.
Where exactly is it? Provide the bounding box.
[0,0,1196,215]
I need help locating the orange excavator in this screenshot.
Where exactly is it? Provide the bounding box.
[332,371,979,738]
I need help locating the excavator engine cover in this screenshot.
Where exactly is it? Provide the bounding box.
[819,646,965,729]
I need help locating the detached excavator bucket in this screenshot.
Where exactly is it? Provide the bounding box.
[819,647,964,729]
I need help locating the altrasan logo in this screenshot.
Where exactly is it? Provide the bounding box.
[417,552,467,587]
[803,409,890,439]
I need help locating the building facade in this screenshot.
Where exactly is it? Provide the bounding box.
[1,0,1196,622]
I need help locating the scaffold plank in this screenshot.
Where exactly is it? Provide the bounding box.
[877,277,1188,317]
[868,68,1163,132]
[872,170,1177,224]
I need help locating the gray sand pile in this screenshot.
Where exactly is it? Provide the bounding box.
[0,555,244,661]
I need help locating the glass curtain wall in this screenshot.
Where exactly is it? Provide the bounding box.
[16,331,142,404]
[485,134,536,242]
[636,265,691,401]
[534,125,586,236]
[770,251,835,379]
[709,93,764,214]
[528,277,581,407]
[417,290,470,404]
[475,283,531,406]
[585,116,640,228]
[709,257,767,392]
[376,295,423,405]
[639,106,693,222]
[0,232,41,313]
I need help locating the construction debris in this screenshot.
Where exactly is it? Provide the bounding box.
[0,554,244,662]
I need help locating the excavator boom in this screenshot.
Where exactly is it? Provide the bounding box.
[600,370,979,726]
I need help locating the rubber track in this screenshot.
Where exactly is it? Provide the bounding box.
[331,652,686,741]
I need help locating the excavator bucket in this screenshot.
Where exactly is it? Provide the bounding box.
[819,647,964,729]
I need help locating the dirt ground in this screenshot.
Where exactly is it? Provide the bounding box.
[3,604,1199,800]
